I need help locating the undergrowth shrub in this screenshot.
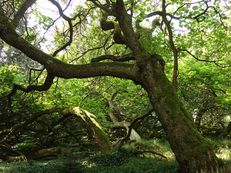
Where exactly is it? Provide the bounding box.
[86,148,177,173]
[0,158,84,173]
[86,156,177,173]
[89,149,135,167]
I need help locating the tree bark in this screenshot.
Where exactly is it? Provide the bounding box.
[136,56,224,173]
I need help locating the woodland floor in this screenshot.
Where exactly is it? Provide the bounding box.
[0,138,230,173]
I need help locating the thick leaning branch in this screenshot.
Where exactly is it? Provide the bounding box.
[114,0,141,53]
[0,10,136,81]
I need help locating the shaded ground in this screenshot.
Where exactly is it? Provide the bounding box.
[0,139,230,173]
[0,156,177,173]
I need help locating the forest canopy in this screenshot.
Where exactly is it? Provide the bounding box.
[0,0,230,173]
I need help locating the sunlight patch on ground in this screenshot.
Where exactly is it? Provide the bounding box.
[216,148,231,161]
[0,163,12,172]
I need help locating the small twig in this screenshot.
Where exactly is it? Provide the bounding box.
[88,0,113,15]
[180,48,229,68]
[49,0,74,57]
[71,34,112,62]
[28,67,45,84]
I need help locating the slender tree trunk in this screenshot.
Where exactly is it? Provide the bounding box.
[137,56,224,173]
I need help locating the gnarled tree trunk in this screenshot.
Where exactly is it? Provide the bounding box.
[137,56,223,173]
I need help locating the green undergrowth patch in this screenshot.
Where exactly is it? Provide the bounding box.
[0,138,230,173]
[0,152,177,173]
[85,154,177,173]
[0,158,84,173]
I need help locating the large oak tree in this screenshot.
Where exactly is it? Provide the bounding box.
[0,0,230,172]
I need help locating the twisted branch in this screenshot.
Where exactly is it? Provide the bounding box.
[118,109,153,148]
[49,0,74,57]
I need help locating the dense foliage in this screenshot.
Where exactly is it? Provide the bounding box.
[0,0,230,172]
